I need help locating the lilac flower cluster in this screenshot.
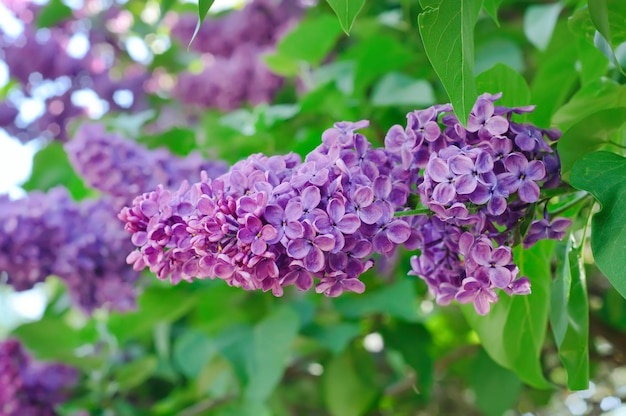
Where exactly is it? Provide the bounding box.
[0,3,149,142]
[169,0,302,56]
[0,339,78,416]
[391,93,570,314]
[120,93,571,314]
[167,0,303,110]
[65,123,228,202]
[119,121,413,297]
[173,45,284,110]
[0,187,139,313]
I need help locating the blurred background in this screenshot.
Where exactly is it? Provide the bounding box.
[2,0,626,415]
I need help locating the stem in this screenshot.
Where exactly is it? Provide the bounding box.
[539,185,578,200]
[394,207,431,217]
[548,193,592,216]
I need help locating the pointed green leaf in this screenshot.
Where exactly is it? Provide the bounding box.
[588,0,626,49]
[173,330,216,378]
[418,0,481,126]
[189,0,216,48]
[482,0,504,26]
[245,306,300,402]
[550,236,589,390]
[552,79,626,132]
[277,15,343,65]
[23,142,91,200]
[37,0,73,28]
[556,108,626,177]
[529,23,578,128]
[476,63,531,109]
[463,240,553,389]
[326,0,367,34]
[570,151,626,300]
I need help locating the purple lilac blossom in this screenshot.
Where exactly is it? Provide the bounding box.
[65,123,228,203]
[120,93,571,314]
[0,339,78,416]
[120,121,413,297]
[0,187,140,313]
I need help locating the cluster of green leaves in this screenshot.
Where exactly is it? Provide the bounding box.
[8,0,626,414]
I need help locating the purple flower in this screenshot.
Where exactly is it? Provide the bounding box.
[499,153,546,202]
[471,241,513,288]
[237,215,278,255]
[456,275,499,315]
[467,97,509,140]
[384,125,419,169]
[313,198,361,252]
[263,201,304,244]
[315,271,366,297]
[425,155,475,204]
[286,222,335,272]
[523,217,572,248]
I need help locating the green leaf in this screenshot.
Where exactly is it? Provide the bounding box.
[523,3,563,51]
[173,330,216,378]
[263,53,299,77]
[306,322,362,354]
[475,38,524,75]
[418,0,482,126]
[552,79,626,131]
[108,287,197,342]
[556,108,626,177]
[189,0,216,48]
[381,321,434,397]
[462,240,554,389]
[277,15,343,65]
[245,306,300,402]
[345,35,414,94]
[115,356,159,390]
[325,0,367,34]
[470,349,522,416]
[529,22,579,128]
[588,0,626,49]
[22,142,91,200]
[570,152,626,300]
[550,236,589,390]
[333,279,419,321]
[11,315,98,368]
[322,349,378,416]
[37,0,73,28]
[137,127,197,156]
[371,73,434,107]
[476,63,531,109]
[482,0,504,26]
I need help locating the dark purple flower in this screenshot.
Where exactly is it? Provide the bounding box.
[523,217,572,248]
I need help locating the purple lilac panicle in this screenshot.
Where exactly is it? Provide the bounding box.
[403,93,567,315]
[120,93,571,314]
[0,339,78,416]
[65,123,228,202]
[120,121,413,297]
[0,187,140,313]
